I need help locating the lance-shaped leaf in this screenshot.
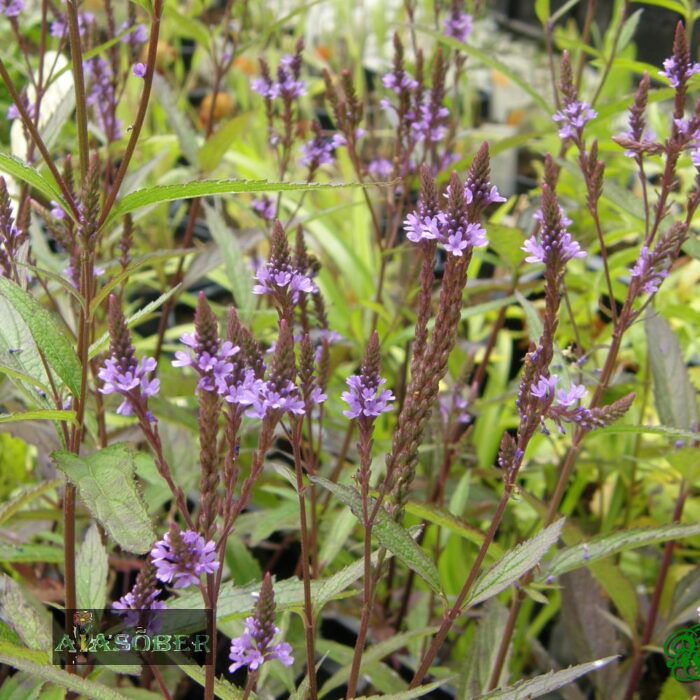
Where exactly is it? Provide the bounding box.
[0,153,64,204]
[537,523,700,581]
[76,524,108,609]
[465,519,565,608]
[477,656,619,699]
[0,278,81,397]
[646,311,698,431]
[311,476,443,595]
[53,444,155,554]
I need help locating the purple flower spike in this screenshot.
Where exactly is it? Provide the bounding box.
[342,374,395,420]
[150,527,219,589]
[660,55,700,89]
[229,574,293,675]
[444,8,472,43]
[553,100,597,141]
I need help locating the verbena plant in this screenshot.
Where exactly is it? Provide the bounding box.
[0,0,699,699]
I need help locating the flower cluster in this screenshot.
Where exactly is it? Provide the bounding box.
[50,11,93,38]
[553,100,597,142]
[402,175,500,256]
[367,158,393,180]
[630,246,668,294]
[228,574,293,674]
[444,2,472,43]
[0,0,23,17]
[252,221,316,303]
[112,561,166,628]
[521,194,586,266]
[531,375,587,407]
[341,333,394,420]
[150,527,219,589]
[251,51,306,101]
[300,123,337,172]
[438,388,471,427]
[660,52,700,89]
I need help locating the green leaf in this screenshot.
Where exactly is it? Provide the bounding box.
[0,153,64,207]
[0,278,81,398]
[540,523,700,580]
[534,0,550,24]
[402,501,504,559]
[423,28,551,113]
[311,476,443,595]
[202,203,255,320]
[151,74,200,165]
[106,180,364,227]
[0,671,45,700]
[476,656,619,699]
[0,480,60,526]
[76,524,108,609]
[199,113,254,172]
[88,286,181,359]
[488,225,526,268]
[320,628,439,698]
[0,641,131,700]
[53,444,156,554]
[177,664,247,700]
[646,311,698,431]
[0,411,75,425]
[0,544,64,563]
[0,576,53,651]
[355,679,453,700]
[466,520,565,608]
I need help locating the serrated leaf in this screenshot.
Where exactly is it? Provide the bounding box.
[355,678,453,700]
[646,312,698,431]
[0,278,81,397]
[477,656,619,699]
[53,444,156,554]
[0,575,53,651]
[0,479,60,526]
[466,519,564,608]
[106,179,364,226]
[76,524,108,609]
[203,202,255,320]
[540,523,700,580]
[0,641,130,700]
[0,153,64,206]
[178,664,248,700]
[311,476,443,595]
[0,411,75,425]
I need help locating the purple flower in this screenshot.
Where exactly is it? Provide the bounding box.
[150,528,219,589]
[0,0,23,17]
[403,212,426,243]
[172,331,238,393]
[522,236,546,264]
[98,356,160,418]
[252,264,316,303]
[556,383,587,407]
[382,69,418,94]
[368,158,394,180]
[630,245,668,294]
[444,10,472,43]
[120,20,148,46]
[245,379,306,419]
[524,202,585,266]
[132,63,147,79]
[300,133,335,171]
[251,196,276,221]
[439,391,471,426]
[229,616,294,674]
[444,230,468,256]
[51,12,93,38]
[660,55,700,89]
[531,375,558,400]
[553,100,597,141]
[50,201,66,221]
[342,375,394,419]
[463,179,506,209]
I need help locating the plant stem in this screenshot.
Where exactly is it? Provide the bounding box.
[65,0,89,181]
[291,419,318,699]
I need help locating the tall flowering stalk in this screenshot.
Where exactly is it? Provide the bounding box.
[342,331,394,699]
